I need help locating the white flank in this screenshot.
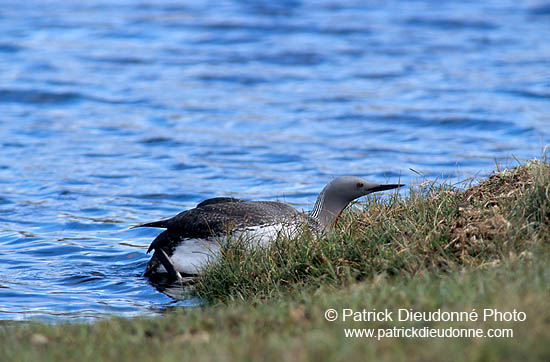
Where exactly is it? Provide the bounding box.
[158,223,296,275]
[233,223,297,246]
[170,238,221,275]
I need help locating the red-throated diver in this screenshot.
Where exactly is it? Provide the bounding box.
[135,176,403,280]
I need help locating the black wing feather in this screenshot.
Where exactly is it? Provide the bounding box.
[139,200,300,254]
[196,197,243,208]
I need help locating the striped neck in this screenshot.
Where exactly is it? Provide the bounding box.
[309,187,326,221]
[309,184,349,229]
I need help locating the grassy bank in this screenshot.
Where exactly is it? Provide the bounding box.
[196,159,549,302]
[1,161,549,362]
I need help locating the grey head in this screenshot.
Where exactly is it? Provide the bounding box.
[310,176,403,229]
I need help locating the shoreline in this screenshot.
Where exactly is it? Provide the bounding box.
[2,160,549,362]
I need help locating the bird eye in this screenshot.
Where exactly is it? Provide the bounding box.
[356,182,364,188]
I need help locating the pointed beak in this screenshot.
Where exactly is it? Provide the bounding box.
[368,184,405,193]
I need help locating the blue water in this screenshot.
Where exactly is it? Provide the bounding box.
[0,0,549,321]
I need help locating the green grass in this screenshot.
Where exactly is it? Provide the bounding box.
[1,160,549,362]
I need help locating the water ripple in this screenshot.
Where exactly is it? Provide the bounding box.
[0,89,82,104]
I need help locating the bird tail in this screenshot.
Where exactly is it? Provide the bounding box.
[130,220,169,229]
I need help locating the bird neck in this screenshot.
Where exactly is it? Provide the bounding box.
[309,186,349,229]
